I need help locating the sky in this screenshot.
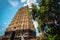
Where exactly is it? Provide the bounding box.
[0,0,40,36]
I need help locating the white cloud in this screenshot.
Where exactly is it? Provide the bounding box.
[20,0,27,3]
[8,0,37,7]
[23,0,37,8]
[33,20,38,29]
[9,0,19,7]
[23,3,32,8]
[32,20,39,36]
[27,0,36,3]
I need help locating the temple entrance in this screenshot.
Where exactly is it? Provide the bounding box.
[10,31,15,40]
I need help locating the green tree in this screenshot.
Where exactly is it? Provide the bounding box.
[30,0,60,40]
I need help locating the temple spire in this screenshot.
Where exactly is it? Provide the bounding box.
[2,6,36,40]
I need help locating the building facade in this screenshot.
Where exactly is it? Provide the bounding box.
[2,6,37,40]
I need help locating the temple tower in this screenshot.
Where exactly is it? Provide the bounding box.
[2,6,36,40]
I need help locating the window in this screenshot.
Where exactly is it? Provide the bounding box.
[15,31,20,36]
[14,27,16,29]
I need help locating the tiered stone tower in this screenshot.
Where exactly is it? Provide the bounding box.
[2,6,36,40]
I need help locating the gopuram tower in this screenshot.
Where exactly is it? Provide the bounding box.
[2,6,36,40]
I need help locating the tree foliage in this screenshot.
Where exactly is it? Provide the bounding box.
[30,0,60,40]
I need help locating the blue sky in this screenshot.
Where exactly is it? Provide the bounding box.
[0,0,40,36]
